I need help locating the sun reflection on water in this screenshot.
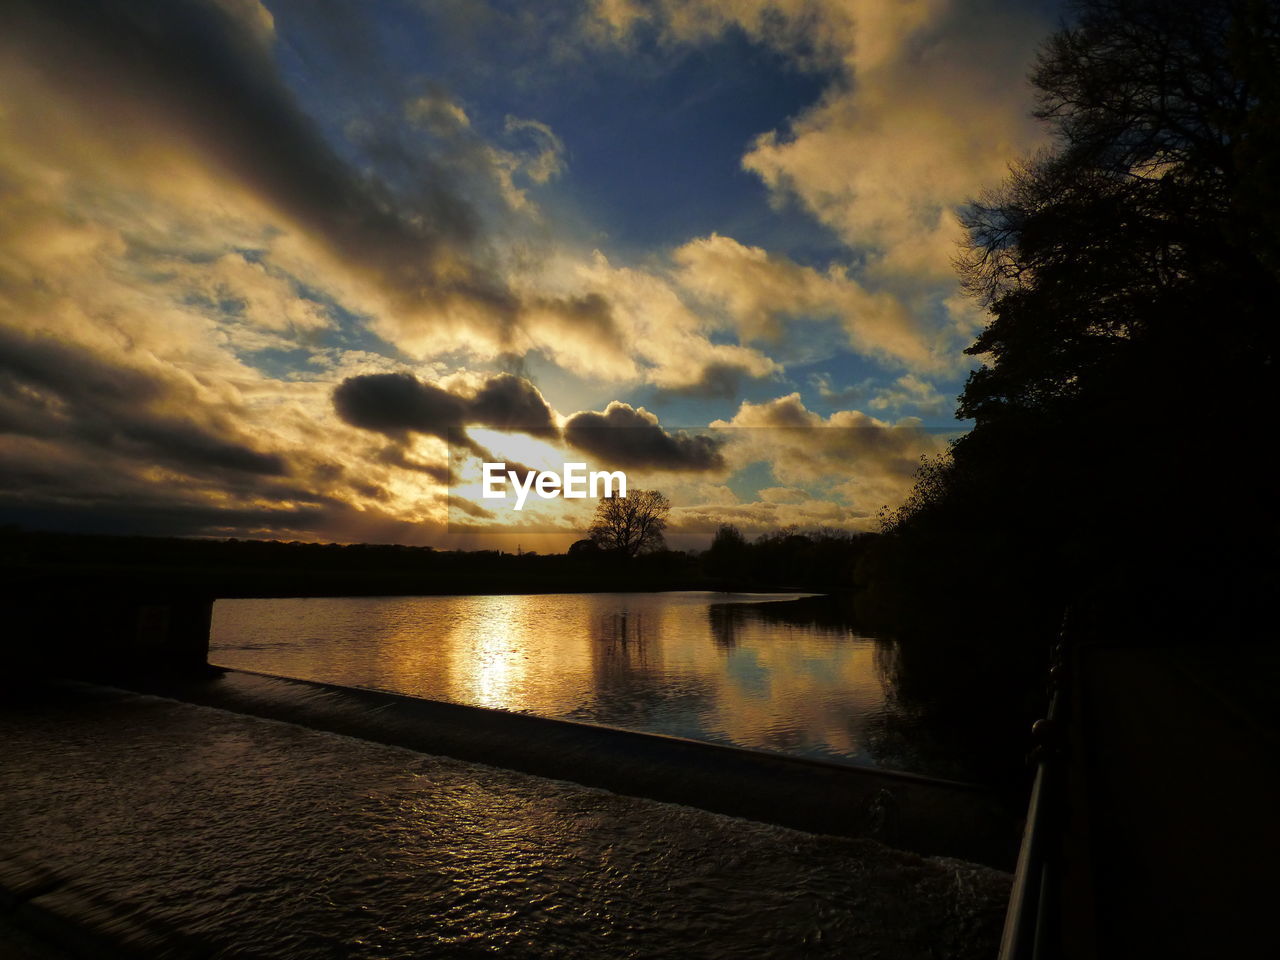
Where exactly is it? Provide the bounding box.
[461,596,528,710]
[210,592,935,771]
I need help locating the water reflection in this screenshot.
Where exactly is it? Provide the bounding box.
[0,691,1011,959]
[211,592,964,778]
[461,597,528,710]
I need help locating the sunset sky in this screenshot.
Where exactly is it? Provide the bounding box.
[0,0,1059,549]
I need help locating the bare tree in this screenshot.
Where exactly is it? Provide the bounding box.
[588,489,669,557]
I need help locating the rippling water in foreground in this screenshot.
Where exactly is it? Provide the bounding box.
[212,592,949,776]
[0,688,1009,959]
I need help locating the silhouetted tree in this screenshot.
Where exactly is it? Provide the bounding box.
[705,524,749,579]
[567,538,600,557]
[870,0,1280,642]
[957,0,1279,421]
[588,490,670,558]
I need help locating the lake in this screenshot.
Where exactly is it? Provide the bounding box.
[211,591,963,780]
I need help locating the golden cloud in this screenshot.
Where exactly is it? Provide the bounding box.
[588,0,1050,364]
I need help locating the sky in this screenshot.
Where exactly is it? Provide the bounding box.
[0,0,1060,549]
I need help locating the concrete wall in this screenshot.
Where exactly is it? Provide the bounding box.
[4,583,212,678]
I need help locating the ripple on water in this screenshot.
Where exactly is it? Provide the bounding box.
[0,689,1010,959]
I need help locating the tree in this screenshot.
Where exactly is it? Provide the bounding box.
[870,0,1280,640]
[588,489,670,558]
[956,0,1279,425]
[705,523,749,579]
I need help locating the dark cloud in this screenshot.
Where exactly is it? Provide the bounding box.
[0,326,286,478]
[0,0,467,255]
[654,361,758,399]
[0,0,616,351]
[375,445,456,485]
[333,371,557,445]
[448,497,495,520]
[544,293,617,343]
[0,446,332,540]
[0,498,329,540]
[0,438,457,543]
[334,373,467,438]
[468,374,558,435]
[562,401,725,472]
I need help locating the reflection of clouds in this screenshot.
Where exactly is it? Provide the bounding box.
[700,604,888,761]
[213,593,915,767]
[576,597,719,731]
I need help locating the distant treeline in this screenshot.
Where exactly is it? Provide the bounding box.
[701,525,871,589]
[0,525,873,598]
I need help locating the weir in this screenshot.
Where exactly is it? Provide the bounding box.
[131,667,1018,869]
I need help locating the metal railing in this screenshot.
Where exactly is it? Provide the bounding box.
[998,619,1069,960]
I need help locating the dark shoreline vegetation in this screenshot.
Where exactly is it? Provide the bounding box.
[0,524,872,596]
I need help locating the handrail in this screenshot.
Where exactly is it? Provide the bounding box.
[998,617,1069,960]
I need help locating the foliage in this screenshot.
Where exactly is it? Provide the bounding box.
[703,524,871,588]
[868,0,1280,641]
[957,0,1279,424]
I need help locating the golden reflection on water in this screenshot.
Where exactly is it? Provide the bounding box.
[211,592,900,766]
[457,597,527,710]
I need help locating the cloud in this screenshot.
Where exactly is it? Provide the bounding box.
[673,233,941,369]
[588,0,1051,363]
[0,0,1000,545]
[809,372,867,406]
[867,373,949,416]
[757,486,807,503]
[500,116,568,194]
[588,0,1046,275]
[711,392,950,506]
[449,496,496,520]
[810,371,950,415]
[334,374,469,438]
[0,2,628,542]
[332,371,558,446]
[654,361,763,399]
[563,401,726,472]
[0,324,286,478]
[0,3,627,542]
[467,373,561,435]
[671,497,871,535]
[0,0,617,372]
[0,154,469,543]
[585,0,856,66]
[375,445,456,485]
[561,249,783,389]
[167,252,335,334]
[743,0,1045,287]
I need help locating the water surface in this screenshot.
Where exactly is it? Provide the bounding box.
[212,592,948,777]
[0,687,1009,959]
